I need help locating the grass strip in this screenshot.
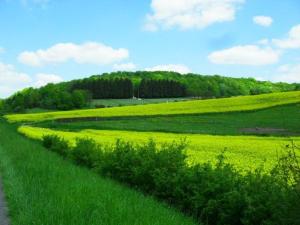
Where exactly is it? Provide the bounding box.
[0,119,196,225]
[5,91,300,123]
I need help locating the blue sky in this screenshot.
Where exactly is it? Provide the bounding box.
[0,0,300,97]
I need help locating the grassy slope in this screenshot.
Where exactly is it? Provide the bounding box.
[18,125,300,171]
[0,119,196,225]
[5,91,300,122]
[37,104,300,136]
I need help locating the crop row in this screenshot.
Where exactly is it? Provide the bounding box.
[18,126,300,171]
[6,91,300,122]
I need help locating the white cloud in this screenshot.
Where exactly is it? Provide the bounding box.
[272,24,300,49]
[0,47,5,54]
[34,73,63,87]
[144,0,244,31]
[113,63,137,71]
[208,45,280,66]
[18,42,129,67]
[0,61,63,97]
[253,16,273,27]
[257,38,270,45]
[145,64,191,74]
[273,64,300,83]
[0,62,32,97]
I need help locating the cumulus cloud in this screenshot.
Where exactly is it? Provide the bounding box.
[257,39,270,45]
[0,62,31,97]
[113,63,137,71]
[18,42,129,67]
[272,24,300,49]
[208,45,280,66]
[144,0,244,31]
[0,62,32,96]
[34,73,63,87]
[273,64,300,83]
[253,16,273,27]
[144,64,191,74]
[0,61,63,97]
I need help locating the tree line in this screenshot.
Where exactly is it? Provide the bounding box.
[100,71,300,98]
[71,78,133,99]
[138,79,186,98]
[2,84,90,113]
[1,71,299,113]
[70,77,186,99]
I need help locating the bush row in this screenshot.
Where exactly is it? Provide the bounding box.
[42,135,300,225]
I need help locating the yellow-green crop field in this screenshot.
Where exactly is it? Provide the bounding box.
[18,125,300,171]
[6,91,300,123]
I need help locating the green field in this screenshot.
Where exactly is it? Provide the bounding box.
[0,119,196,225]
[36,104,300,136]
[2,91,300,224]
[8,91,300,172]
[90,98,190,107]
[18,125,300,171]
[6,91,300,123]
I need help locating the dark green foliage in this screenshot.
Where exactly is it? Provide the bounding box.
[71,90,91,108]
[42,135,69,157]
[71,77,134,99]
[101,139,188,194]
[3,84,91,112]
[2,71,299,113]
[99,71,298,97]
[72,138,103,168]
[42,136,299,225]
[42,134,57,149]
[272,142,300,187]
[138,79,186,98]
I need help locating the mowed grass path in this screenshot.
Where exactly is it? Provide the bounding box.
[37,104,300,136]
[0,120,196,225]
[18,126,300,171]
[6,91,300,123]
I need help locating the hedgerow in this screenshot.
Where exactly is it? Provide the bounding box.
[42,135,299,225]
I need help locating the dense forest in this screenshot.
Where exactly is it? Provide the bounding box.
[71,78,134,99]
[71,77,186,99]
[99,71,300,97]
[138,79,186,98]
[1,71,299,113]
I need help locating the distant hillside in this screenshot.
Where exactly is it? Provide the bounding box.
[2,71,299,113]
[97,71,299,97]
[6,91,300,123]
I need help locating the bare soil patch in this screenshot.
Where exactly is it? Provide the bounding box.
[240,127,289,135]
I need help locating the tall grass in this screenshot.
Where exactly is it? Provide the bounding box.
[0,119,197,225]
[41,135,300,225]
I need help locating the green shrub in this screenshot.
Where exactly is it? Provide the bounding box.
[72,138,103,168]
[42,134,57,149]
[42,134,69,157]
[100,139,187,194]
[41,136,299,225]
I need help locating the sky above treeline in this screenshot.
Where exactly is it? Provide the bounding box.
[0,0,300,97]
